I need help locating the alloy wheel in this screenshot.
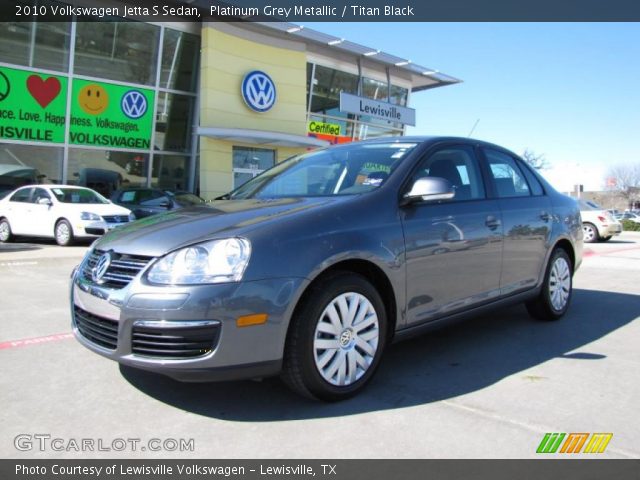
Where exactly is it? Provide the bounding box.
[56,222,70,244]
[582,224,596,242]
[0,221,9,241]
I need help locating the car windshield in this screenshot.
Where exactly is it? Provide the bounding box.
[229,142,418,199]
[51,187,109,204]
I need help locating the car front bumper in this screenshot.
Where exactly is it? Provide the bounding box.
[74,220,130,237]
[71,260,307,382]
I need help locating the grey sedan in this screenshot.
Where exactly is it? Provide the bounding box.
[71,137,583,401]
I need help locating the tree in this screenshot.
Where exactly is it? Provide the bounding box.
[521,149,549,170]
[605,163,640,208]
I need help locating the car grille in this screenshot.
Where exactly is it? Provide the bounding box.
[132,322,220,359]
[103,215,129,224]
[74,306,119,350]
[82,250,152,289]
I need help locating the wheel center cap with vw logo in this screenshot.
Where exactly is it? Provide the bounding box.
[241,71,276,113]
[91,252,112,284]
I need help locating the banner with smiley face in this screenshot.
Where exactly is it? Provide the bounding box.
[70,78,155,150]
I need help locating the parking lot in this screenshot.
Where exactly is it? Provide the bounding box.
[1,233,639,459]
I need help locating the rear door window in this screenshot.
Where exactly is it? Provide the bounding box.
[484,149,531,198]
[9,188,32,203]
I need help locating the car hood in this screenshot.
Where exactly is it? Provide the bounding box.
[93,197,348,257]
[60,203,131,216]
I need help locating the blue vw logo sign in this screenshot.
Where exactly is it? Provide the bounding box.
[121,90,147,119]
[242,71,276,113]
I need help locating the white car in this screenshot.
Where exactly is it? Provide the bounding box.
[578,199,622,243]
[0,185,134,246]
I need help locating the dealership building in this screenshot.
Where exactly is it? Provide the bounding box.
[0,5,460,199]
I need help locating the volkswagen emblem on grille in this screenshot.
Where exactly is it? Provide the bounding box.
[91,252,112,284]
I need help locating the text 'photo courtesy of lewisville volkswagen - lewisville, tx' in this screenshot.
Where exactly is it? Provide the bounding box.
[0,0,639,478]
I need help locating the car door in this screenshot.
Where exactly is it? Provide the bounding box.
[4,187,33,235]
[481,148,552,295]
[28,187,55,237]
[401,144,503,326]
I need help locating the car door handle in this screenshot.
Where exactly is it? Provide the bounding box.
[540,211,551,222]
[485,215,501,230]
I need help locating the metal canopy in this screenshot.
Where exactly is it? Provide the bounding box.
[197,127,330,148]
[254,21,462,92]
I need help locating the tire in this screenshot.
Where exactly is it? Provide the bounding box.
[0,218,13,243]
[282,272,388,401]
[526,248,573,321]
[601,236,612,242]
[54,219,74,246]
[582,222,599,243]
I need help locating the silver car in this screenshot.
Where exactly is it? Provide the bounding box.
[71,137,582,400]
[579,200,622,243]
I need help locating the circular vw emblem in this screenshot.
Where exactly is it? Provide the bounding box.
[339,329,353,348]
[241,71,276,113]
[91,252,112,284]
[120,90,148,119]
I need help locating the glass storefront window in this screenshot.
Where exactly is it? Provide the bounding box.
[362,77,388,102]
[155,92,195,153]
[0,20,71,72]
[68,148,149,197]
[74,21,160,86]
[161,29,199,92]
[390,85,408,106]
[309,64,358,118]
[151,154,190,191]
[354,123,403,141]
[0,143,62,197]
[232,147,275,189]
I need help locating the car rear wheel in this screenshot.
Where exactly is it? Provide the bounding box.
[582,222,599,243]
[282,272,387,401]
[526,248,572,321]
[55,219,74,246]
[0,218,13,243]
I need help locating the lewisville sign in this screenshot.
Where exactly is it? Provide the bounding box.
[0,66,154,150]
[339,92,416,126]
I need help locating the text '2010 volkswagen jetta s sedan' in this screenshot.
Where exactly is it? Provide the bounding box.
[71,137,582,401]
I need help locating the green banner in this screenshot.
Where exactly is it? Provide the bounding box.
[69,79,154,150]
[0,66,67,143]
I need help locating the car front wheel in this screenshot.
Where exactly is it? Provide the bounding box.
[55,219,74,246]
[582,222,599,243]
[282,272,387,401]
[526,248,573,321]
[0,218,13,243]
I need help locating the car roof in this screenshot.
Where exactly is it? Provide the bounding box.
[334,136,522,156]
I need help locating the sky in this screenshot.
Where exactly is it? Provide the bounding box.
[315,23,640,192]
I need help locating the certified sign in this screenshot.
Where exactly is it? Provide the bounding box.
[241,71,276,113]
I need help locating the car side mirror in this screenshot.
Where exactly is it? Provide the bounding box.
[402,177,455,205]
[37,198,52,206]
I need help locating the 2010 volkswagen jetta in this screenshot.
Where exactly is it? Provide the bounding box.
[71,137,582,401]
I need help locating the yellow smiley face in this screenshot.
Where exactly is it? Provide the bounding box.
[78,84,108,115]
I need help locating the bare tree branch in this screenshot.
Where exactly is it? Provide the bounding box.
[521,149,549,170]
[605,163,640,203]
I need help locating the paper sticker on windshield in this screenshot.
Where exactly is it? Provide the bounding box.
[121,191,135,202]
[52,188,63,195]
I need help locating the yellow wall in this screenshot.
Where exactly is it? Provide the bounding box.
[199,25,309,199]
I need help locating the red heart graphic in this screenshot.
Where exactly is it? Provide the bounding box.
[26,75,61,109]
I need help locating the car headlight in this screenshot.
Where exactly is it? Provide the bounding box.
[147,238,251,285]
[80,212,102,221]
[128,212,136,221]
